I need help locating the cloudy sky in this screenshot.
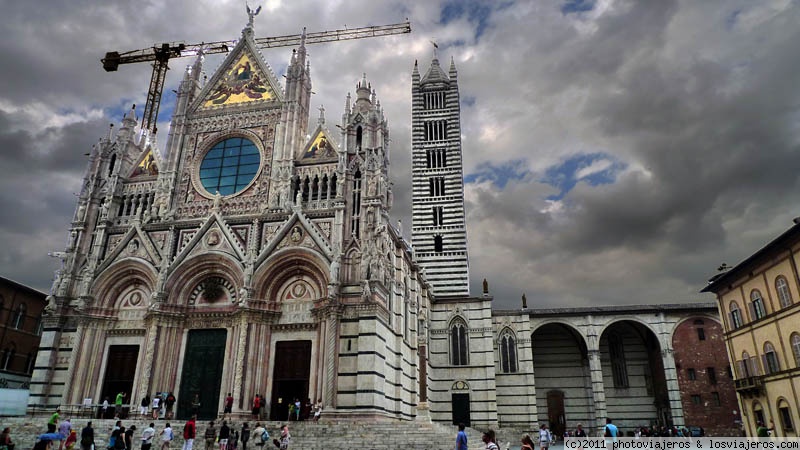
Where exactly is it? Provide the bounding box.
[1,0,799,309]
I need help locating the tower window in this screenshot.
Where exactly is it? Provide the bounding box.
[351,170,362,236]
[356,126,363,149]
[697,327,706,341]
[432,206,444,226]
[423,120,448,141]
[429,177,445,196]
[108,154,117,176]
[707,367,717,384]
[499,331,517,373]
[434,235,443,253]
[424,91,446,110]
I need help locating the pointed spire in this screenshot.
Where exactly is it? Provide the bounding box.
[449,55,457,76]
[345,92,351,114]
[297,27,308,64]
[122,104,137,125]
[318,105,325,125]
[106,123,115,141]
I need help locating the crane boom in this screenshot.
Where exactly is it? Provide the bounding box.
[101,21,411,134]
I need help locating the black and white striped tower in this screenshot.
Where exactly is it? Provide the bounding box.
[411,50,470,297]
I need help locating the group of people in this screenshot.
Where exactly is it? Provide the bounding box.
[460,419,616,450]
[249,396,322,423]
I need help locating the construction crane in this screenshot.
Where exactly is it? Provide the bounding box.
[102,21,411,135]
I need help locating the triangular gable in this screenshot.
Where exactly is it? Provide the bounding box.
[192,35,283,111]
[97,224,162,273]
[256,208,334,267]
[170,213,246,270]
[129,149,159,178]
[299,127,338,162]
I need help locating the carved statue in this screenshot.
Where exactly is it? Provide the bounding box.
[482,278,489,294]
[43,295,57,316]
[246,3,262,28]
[361,279,371,302]
[329,257,340,284]
[100,200,109,218]
[213,191,223,211]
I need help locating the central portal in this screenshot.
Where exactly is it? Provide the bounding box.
[270,340,312,421]
[177,329,227,420]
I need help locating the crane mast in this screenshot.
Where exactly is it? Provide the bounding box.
[102,21,411,134]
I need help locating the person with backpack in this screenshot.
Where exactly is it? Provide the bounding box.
[165,394,176,420]
[250,424,266,449]
[159,424,173,450]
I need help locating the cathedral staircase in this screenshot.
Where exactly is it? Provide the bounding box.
[2,417,490,450]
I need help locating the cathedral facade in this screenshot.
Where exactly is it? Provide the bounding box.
[30,20,732,434]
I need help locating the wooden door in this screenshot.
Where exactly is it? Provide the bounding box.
[451,393,471,427]
[270,340,312,421]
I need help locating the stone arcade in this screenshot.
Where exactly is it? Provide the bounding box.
[31,18,727,434]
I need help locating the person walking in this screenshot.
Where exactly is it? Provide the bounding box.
[202,422,216,450]
[140,396,150,417]
[278,425,289,450]
[482,430,499,450]
[48,408,61,433]
[79,422,94,450]
[124,426,136,450]
[158,424,173,450]
[151,396,161,420]
[218,422,230,450]
[1,427,14,450]
[165,394,176,420]
[239,424,249,450]
[182,416,196,450]
[141,423,155,450]
[250,424,265,449]
[455,423,468,450]
[538,424,552,450]
[223,394,234,419]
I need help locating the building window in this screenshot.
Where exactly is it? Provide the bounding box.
[424,91,446,110]
[779,401,795,432]
[712,391,721,406]
[697,327,706,341]
[776,276,793,308]
[688,368,696,380]
[26,352,35,374]
[707,367,717,384]
[609,333,629,388]
[434,235,443,253]
[792,333,800,368]
[429,176,445,197]
[750,289,766,320]
[424,120,448,141]
[12,303,26,330]
[729,302,743,329]
[426,149,447,169]
[753,402,766,427]
[726,366,733,378]
[499,330,518,373]
[691,394,701,405]
[2,344,14,371]
[199,137,261,196]
[351,169,362,236]
[764,342,780,374]
[450,319,469,366]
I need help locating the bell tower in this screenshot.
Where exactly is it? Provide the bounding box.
[411,50,470,297]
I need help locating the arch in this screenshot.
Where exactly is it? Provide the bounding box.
[165,253,244,306]
[91,259,159,310]
[530,320,590,347]
[752,400,766,428]
[669,314,723,337]
[777,398,796,433]
[764,341,780,374]
[251,247,329,302]
[449,316,469,366]
[776,276,793,308]
[791,333,800,368]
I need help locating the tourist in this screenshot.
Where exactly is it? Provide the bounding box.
[538,424,552,450]
[312,400,322,422]
[482,429,498,450]
[287,402,294,422]
[34,433,65,450]
[218,421,230,450]
[141,396,150,417]
[115,393,127,419]
[455,423,468,450]
[293,399,301,421]
[301,399,311,421]
[65,430,78,450]
[80,422,94,450]
[141,423,156,450]
[125,426,136,450]
[257,395,265,420]
[604,418,618,439]
[159,423,173,450]
[165,393,176,420]
[224,394,234,419]
[191,395,201,417]
[203,422,216,450]
[48,408,61,433]
[101,399,109,419]
[573,424,586,438]
[239,423,250,450]
[278,425,290,450]
[109,428,123,450]
[1,427,14,450]
[521,434,535,450]
[183,415,196,450]
[228,430,238,450]
[151,396,161,420]
[250,423,265,449]
[59,417,73,449]
[251,396,259,419]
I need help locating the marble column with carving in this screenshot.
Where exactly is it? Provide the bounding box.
[233,315,248,410]
[60,323,84,405]
[324,315,339,407]
[138,323,159,403]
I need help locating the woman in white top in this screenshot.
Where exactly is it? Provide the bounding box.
[538,424,552,450]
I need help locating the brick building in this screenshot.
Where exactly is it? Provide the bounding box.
[672,317,740,435]
[0,276,46,389]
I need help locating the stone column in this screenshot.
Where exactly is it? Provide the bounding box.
[233,316,248,411]
[60,323,84,405]
[588,349,608,431]
[661,346,685,427]
[324,315,339,407]
[138,323,159,402]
